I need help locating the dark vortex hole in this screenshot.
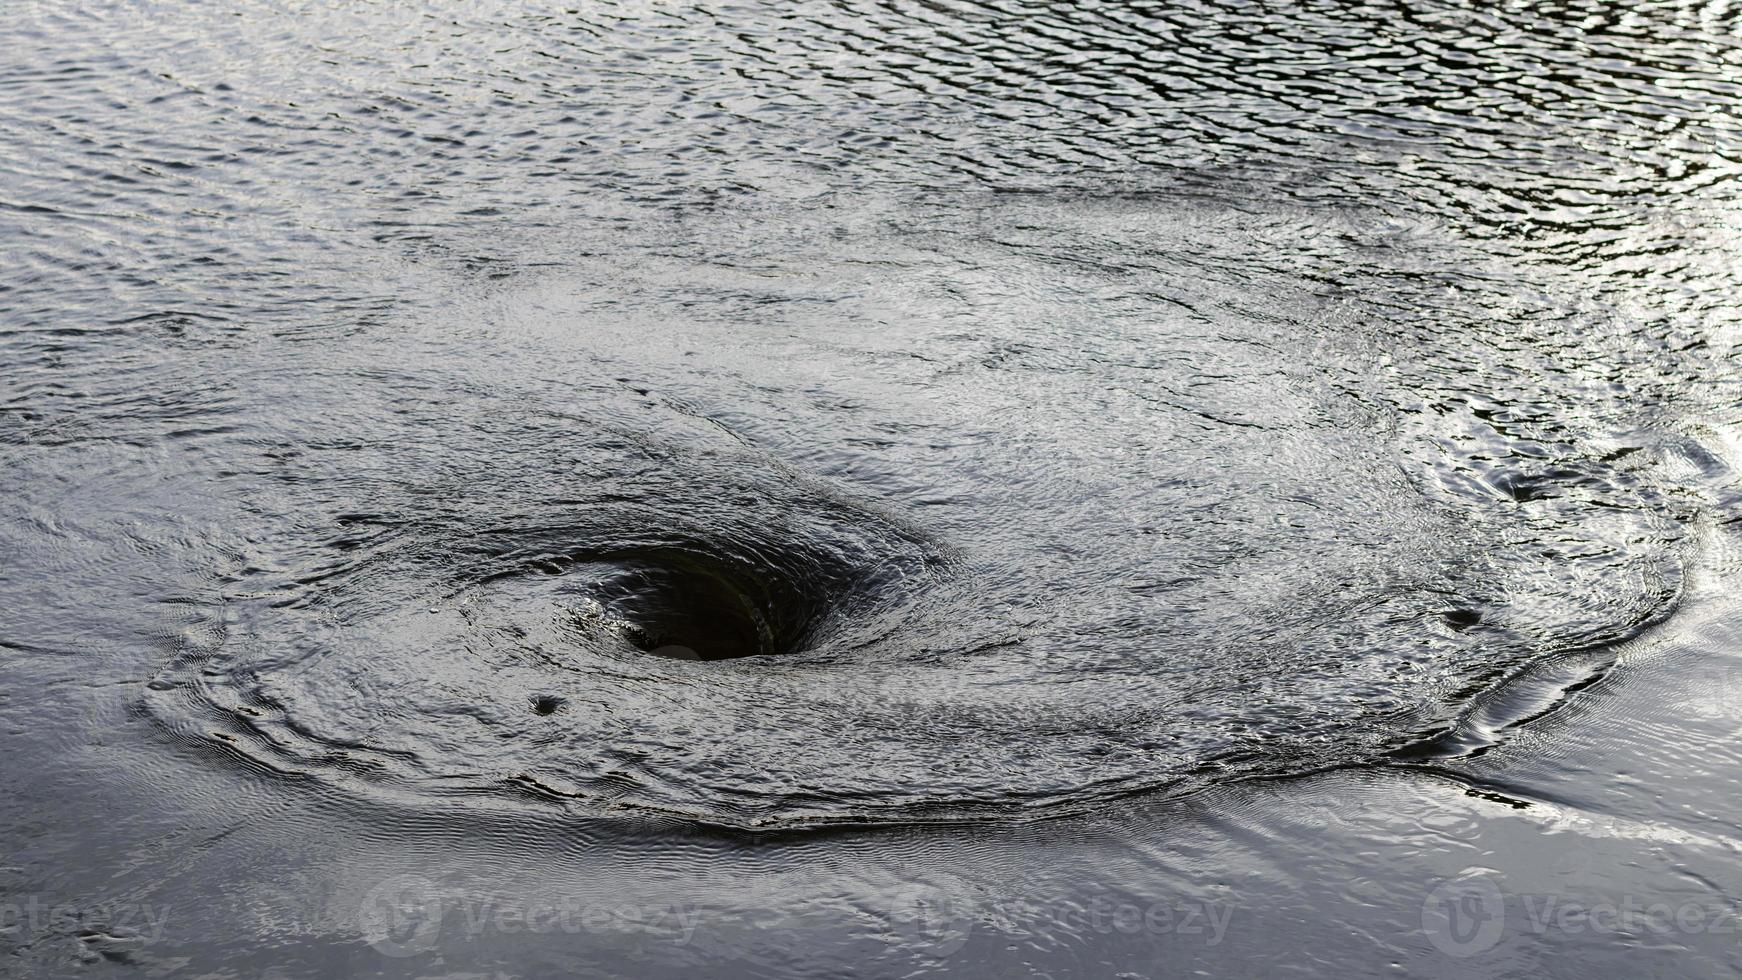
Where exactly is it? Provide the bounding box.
[1443,608,1483,632]
[595,557,817,662]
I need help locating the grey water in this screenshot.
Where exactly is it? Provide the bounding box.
[3,0,1742,976]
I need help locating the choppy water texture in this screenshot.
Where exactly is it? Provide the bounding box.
[4,0,1741,838]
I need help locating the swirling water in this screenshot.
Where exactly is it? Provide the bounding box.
[3,0,1742,973]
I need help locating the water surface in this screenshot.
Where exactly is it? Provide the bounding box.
[3,0,1742,974]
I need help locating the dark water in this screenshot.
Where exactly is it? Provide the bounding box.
[4,0,1742,975]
